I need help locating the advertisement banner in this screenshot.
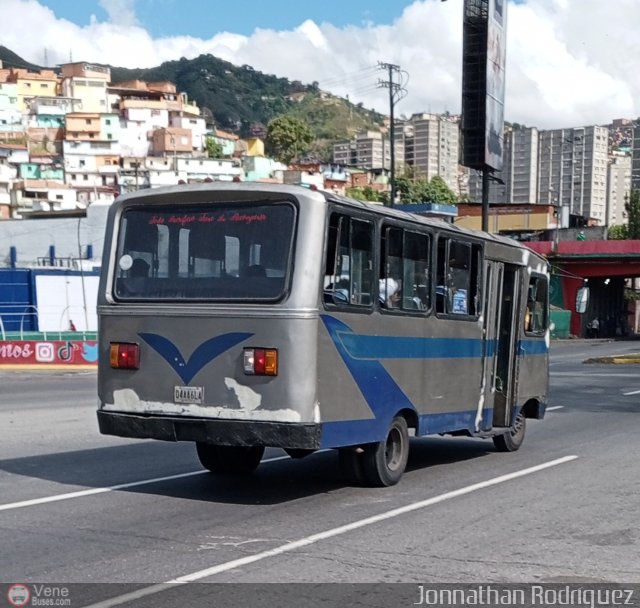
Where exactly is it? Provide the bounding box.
[0,341,98,367]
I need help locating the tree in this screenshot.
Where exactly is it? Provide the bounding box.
[395,175,458,205]
[427,176,458,204]
[346,186,387,204]
[625,189,640,240]
[608,224,628,240]
[205,137,224,159]
[265,116,313,164]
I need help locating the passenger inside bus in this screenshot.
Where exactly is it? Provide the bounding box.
[379,277,400,308]
[130,258,150,278]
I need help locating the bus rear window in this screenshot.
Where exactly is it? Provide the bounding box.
[113,202,295,301]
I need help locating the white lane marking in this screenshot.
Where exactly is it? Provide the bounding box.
[623,390,640,396]
[0,455,290,512]
[546,406,564,411]
[85,455,578,608]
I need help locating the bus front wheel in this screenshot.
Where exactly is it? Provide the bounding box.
[196,443,265,475]
[492,412,526,452]
[361,415,410,487]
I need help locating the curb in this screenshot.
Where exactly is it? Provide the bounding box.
[583,356,640,365]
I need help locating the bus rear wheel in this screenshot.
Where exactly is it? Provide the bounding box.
[196,443,265,475]
[493,412,526,452]
[361,415,410,487]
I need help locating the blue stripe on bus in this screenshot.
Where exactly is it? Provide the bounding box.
[319,314,547,446]
[320,408,492,448]
[339,333,485,359]
[320,315,415,420]
[519,339,549,355]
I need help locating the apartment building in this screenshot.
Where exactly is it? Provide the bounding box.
[538,125,609,223]
[0,79,22,133]
[467,126,539,205]
[333,130,402,171]
[63,112,120,200]
[633,121,640,193]
[607,154,631,226]
[60,62,110,113]
[5,68,59,113]
[403,113,459,194]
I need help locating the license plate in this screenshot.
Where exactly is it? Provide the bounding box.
[174,386,204,404]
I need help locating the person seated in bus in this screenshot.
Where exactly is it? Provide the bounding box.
[130,258,150,278]
[379,277,400,308]
[324,278,349,304]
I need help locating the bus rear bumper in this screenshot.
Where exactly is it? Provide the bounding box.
[97,410,322,449]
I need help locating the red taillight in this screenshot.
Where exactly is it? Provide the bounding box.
[110,342,140,369]
[243,348,277,376]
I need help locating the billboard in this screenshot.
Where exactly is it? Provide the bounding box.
[460,0,507,172]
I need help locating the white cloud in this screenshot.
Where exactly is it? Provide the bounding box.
[98,0,138,27]
[1,0,638,128]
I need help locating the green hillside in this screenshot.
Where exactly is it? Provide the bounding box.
[0,47,385,161]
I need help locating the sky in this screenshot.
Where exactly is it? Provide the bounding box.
[1,0,639,129]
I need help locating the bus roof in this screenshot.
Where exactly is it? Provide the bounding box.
[112,182,545,264]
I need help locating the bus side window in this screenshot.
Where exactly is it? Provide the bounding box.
[323,213,373,307]
[526,275,548,334]
[380,226,430,312]
[436,237,481,316]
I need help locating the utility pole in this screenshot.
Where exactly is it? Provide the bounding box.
[378,62,407,207]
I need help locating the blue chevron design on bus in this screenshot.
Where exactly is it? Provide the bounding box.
[320,315,415,421]
[319,314,547,447]
[139,332,253,384]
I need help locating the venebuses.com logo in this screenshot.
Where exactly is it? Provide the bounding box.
[7,584,30,607]
[5,583,71,607]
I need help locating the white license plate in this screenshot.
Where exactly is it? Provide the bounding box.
[174,386,204,404]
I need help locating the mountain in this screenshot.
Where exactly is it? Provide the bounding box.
[0,46,385,161]
[0,45,43,71]
[110,54,386,158]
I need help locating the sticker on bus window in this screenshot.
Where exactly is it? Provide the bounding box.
[452,289,468,314]
[119,254,133,271]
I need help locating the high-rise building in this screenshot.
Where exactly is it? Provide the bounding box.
[332,130,403,171]
[606,154,631,227]
[403,113,459,194]
[467,126,539,204]
[632,121,640,193]
[538,126,608,223]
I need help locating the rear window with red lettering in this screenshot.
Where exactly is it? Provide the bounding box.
[114,202,295,301]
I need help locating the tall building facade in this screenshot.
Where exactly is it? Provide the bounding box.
[332,130,403,171]
[402,113,460,194]
[606,154,631,226]
[467,126,539,204]
[632,121,640,193]
[538,126,608,223]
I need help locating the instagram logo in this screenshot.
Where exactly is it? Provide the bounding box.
[35,342,55,363]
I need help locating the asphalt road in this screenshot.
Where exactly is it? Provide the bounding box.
[1,340,639,602]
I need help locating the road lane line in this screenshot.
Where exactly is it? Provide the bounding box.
[623,390,640,396]
[0,455,290,512]
[546,406,564,411]
[85,455,579,608]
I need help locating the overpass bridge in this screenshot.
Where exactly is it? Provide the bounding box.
[526,240,640,338]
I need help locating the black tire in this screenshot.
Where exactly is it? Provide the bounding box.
[493,412,526,452]
[361,416,410,487]
[338,447,368,486]
[196,443,265,475]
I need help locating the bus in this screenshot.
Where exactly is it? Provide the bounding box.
[97,183,550,487]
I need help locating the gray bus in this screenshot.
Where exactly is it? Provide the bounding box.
[97,183,550,486]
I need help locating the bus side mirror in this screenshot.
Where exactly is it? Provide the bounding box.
[576,286,589,314]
